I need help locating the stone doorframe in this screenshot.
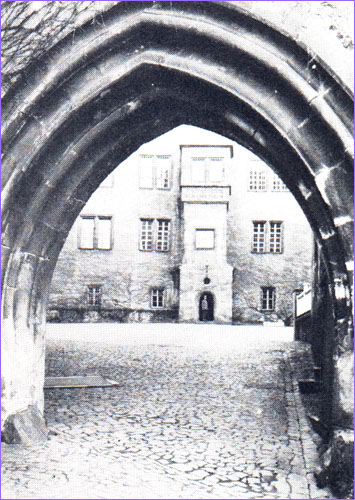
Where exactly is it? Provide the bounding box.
[1,0,353,478]
[199,292,215,322]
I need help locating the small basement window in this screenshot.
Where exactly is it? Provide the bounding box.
[151,288,164,308]
[88,285,102,306]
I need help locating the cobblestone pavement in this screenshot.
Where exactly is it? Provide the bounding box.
[2,324,333,499]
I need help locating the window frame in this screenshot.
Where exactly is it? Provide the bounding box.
[248,169,267,192]
[151,288,165,309]
[195,229,215,250]
[139,218,154,251]
[252,221,266,253]
[206,157,225,184]
[271,173,288,192]
[139,154,155,189]
[87,284,102,307]
[156,219,171,252]
[269,221,283,254]
[261,287,276,311]
[190,156,225,185]
[139,218,171,252]
[139,154,172,190]
[155,155,172,190]
[78,215,113,250]
[251,220,284,254]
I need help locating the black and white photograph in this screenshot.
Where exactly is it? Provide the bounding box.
[1,1,354,499]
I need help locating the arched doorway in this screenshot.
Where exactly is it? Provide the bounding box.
[199,293,214,322]
[1,2,353,466]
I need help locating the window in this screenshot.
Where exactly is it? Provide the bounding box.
[88,285,102,306]
[196,229,215,249]
[252,221,283,253]
[140,219,154,251]
[191,158,206,184]
[207,157,224,183]
[139,155,154,188]
[79,217,95,249]
[190,157,225,185]
[249,170,266,191]
[151,288,164,308]
[140,219,171,252]
[156,156,171,189]
[253,222,266,253]
[156,219,171,251]
[272,174,288,191]
[261,287,275,311]
[248,166,289,192]
[269,222,283,253]
[139,155,171,189]
[79,216,112,250]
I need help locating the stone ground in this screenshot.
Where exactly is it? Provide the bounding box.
[2,324,333,499]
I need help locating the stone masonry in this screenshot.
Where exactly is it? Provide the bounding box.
[48,127,313,325]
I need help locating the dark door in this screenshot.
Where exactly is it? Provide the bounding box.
[199,292,214,321]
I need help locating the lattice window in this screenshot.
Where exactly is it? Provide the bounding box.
[269,222,283,253]
[156,220,171,251]
[140,219,154,251]
[88,285,102,306]
[252,222,266,253]
[249,170,266,191]
[151,288,164,308]
[261,287,275,311]
[272,174,288,191]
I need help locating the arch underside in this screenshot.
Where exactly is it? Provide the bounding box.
[1,1,353,430]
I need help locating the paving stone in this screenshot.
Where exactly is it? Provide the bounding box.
[172,462,196,472]
[1,325,335,499]
[187,469,210,480]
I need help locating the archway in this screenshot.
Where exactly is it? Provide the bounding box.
[1,1,353,473]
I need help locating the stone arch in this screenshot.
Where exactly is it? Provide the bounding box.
[1,1,353,440]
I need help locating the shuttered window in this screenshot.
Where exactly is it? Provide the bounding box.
[79,216,112,250]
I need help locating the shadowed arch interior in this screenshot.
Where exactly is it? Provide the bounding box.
[1,0,353,437]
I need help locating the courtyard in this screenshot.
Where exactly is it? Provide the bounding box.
[1,324,332,499]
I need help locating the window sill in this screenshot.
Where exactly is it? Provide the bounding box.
[78,248,112,251]
[251,251,283,254]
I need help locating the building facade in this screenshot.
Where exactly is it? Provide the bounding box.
[48,125,313,324]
